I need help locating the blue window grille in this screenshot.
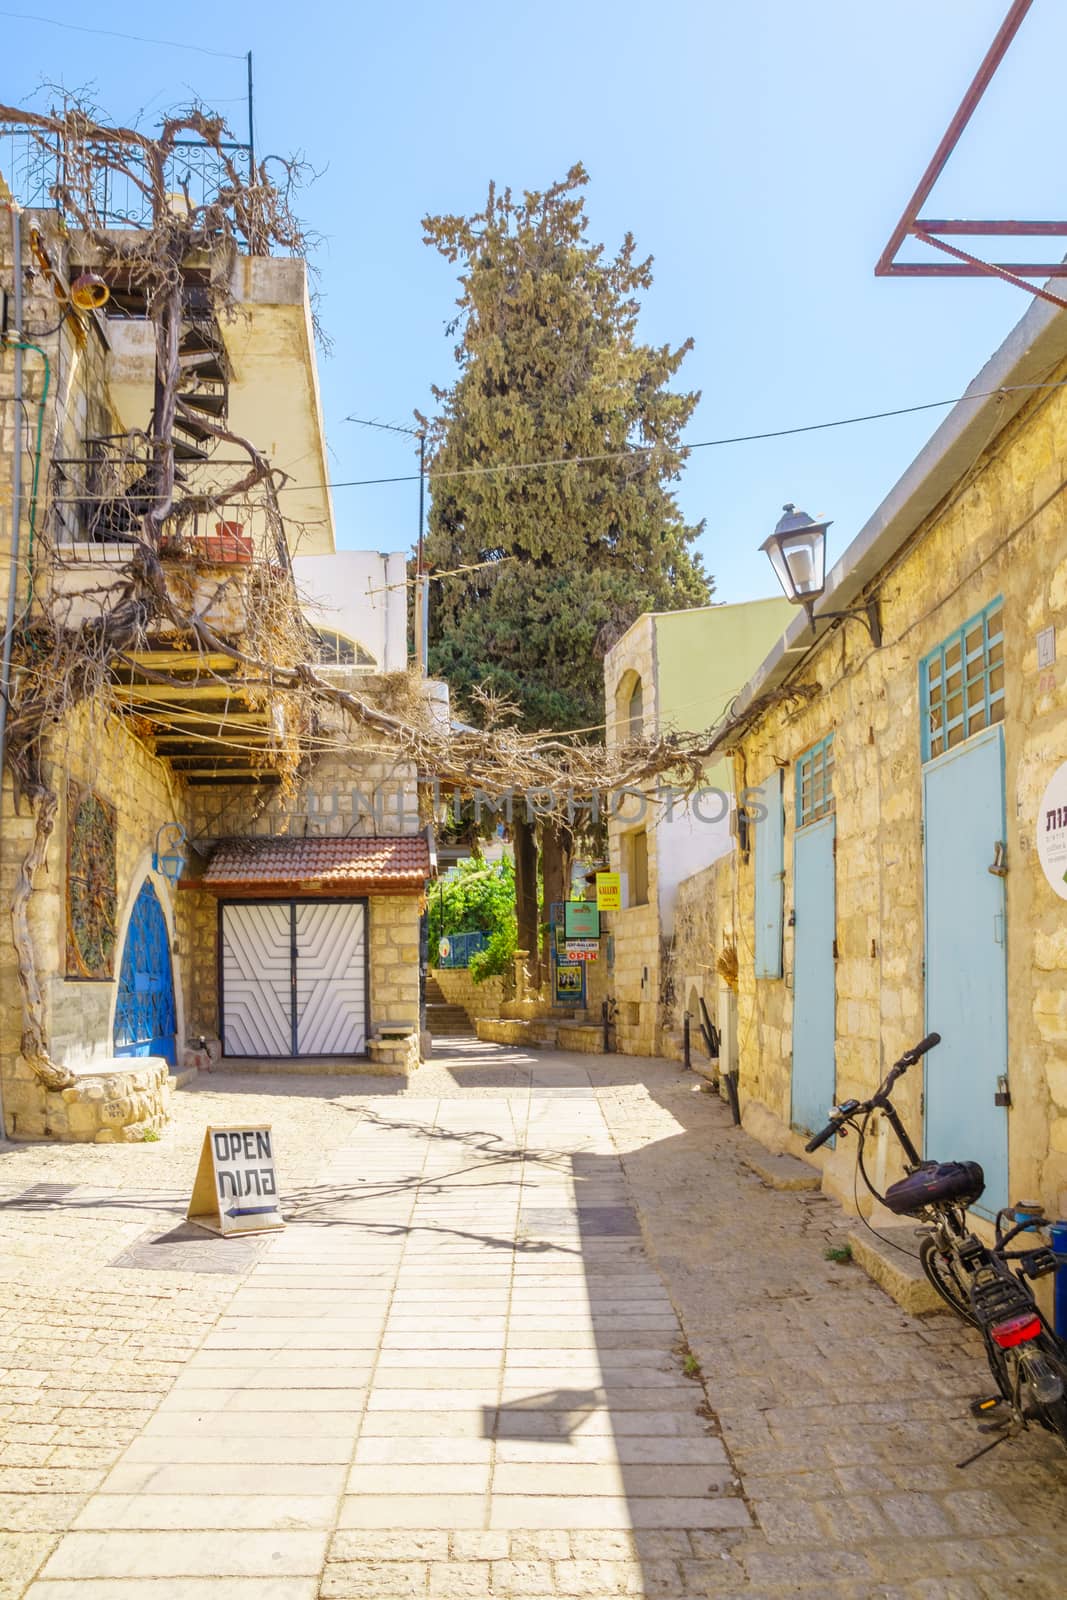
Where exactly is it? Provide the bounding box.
[754,770,785,979]
[795,734,835,828]
[920,599,1004,763]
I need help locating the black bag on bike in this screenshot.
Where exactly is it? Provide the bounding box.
[884,1160,985,1216]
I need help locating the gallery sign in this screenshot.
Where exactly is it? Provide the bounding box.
[1038,760,1067,901]
[187,1125,285,1237]
[595,872,621,911]
[564,938,600,962]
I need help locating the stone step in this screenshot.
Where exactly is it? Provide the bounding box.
[740,1150,821,1192]
[848,1224,945,1316]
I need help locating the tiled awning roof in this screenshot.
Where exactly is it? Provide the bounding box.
[202,835,432,894]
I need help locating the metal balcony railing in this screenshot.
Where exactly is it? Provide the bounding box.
[46,438,291,572]
[1,124,254,237]
[436,932,489,969]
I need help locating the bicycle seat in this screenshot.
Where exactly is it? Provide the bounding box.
[884,1160,985,1216]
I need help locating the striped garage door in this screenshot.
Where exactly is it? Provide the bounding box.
[221,900,367,1058]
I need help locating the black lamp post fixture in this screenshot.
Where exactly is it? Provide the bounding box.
[761,504,882,647]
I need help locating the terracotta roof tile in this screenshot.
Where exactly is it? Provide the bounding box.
[203,835,432,892]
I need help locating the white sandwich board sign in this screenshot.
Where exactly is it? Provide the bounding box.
[187,1124,285,1237]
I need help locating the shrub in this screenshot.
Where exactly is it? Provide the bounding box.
[469,922,517,984]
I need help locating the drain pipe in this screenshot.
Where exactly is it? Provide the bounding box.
[0,200,26,1142]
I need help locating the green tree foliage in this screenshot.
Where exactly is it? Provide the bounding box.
[420,163,711,734]
[468,924,518,986]
[427,855,516,956]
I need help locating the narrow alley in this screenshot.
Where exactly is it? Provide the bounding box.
[1,1043,1066,1598]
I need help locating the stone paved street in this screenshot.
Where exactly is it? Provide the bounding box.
[2,1041,1067,1598]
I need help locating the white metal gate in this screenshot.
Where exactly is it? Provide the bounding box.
[221,900,367,1058]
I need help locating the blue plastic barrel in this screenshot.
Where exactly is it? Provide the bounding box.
[1050,1220,1067,1338]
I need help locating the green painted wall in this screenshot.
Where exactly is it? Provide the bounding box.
[653,597,793,792]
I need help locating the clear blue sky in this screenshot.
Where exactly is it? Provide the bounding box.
[4,0,1063,601]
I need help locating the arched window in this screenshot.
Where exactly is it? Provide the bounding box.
[615,670,645,744]
[627,678,644,742]
[311,628,376,667]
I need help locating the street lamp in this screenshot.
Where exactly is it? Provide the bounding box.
[153,822,188,885]
[761,503,882,647]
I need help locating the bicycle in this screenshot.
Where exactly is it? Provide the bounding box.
[804,1032,1067,1463]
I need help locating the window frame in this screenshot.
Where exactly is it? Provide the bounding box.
[920,598,1004,763]
[795,733,835,829]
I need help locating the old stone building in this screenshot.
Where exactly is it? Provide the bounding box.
[676,286,1067,1227]
[0,172,437,1141]
[601,598,790,1055]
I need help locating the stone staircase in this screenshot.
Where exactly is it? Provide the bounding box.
[425,974,475,1037]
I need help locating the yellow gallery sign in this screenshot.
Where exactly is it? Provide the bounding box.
[595,872,621,911]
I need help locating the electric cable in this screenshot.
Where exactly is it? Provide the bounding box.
[301,378,1067,493]
[0,10,246,58]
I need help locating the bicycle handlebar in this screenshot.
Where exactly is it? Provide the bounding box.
[804,1120,839,1154]
[803,1033,941,1154]
[897,1032,941,1068]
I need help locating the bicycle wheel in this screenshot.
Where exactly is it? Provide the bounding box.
[1032,1334,1067,1451]
[920,1234,979,1326]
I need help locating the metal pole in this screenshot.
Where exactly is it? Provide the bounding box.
[875,0,1036,277]
[415,432,429,674]
[246,52,255,184]
[683,1012,691,1071]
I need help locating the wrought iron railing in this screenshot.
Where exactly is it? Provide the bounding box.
[436,931,489,969]
[1,124,253,235]
[46,438,292,571]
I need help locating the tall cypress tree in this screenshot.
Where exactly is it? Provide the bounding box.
[420,164,711,974]
[421,163,710,733]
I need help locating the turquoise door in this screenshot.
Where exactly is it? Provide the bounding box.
[922,725,1008,1216]
[791,815,836,1137]
[114,880,177,1065]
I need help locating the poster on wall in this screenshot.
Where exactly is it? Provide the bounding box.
[1038,760,1067,901]
[65,783,118,979]
[554,963,584,1003]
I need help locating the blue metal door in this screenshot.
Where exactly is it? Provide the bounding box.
[791,815,836,1136]
[114,879,177,1065]
[923,726,1008,1216]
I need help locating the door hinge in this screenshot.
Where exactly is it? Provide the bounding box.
[832,937,839,960]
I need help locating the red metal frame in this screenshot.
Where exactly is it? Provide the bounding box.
[876,0,1067,309]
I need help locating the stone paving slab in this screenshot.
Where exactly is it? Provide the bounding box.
[5,1044,1067,1597]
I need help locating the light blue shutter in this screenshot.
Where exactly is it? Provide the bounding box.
[754,770,784,979]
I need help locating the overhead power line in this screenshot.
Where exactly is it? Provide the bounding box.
[0,9,246,59]
[291,378,1067,493]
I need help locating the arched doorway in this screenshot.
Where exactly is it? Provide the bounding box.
[114,879,177,1065]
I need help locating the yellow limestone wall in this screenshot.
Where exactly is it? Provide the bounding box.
[729,373,1067,1218]
[0,705,186,1138]
[668,854,737,1061]
[602,617,665,1055]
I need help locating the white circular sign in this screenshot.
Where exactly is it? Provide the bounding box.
[438,937,451,959]
[1037,760,1067,900]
